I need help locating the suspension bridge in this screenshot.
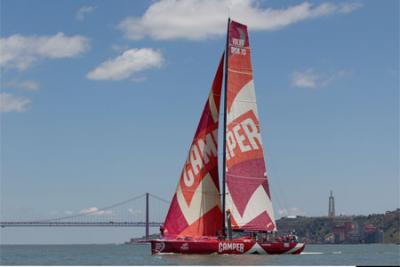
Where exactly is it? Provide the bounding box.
[0,193,169,240]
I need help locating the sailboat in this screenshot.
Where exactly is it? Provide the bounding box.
[151,19,305,255]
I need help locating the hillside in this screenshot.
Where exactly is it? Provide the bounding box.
[276,209,399,244]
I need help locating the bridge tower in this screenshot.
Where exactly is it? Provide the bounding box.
[328,190,335,218]
[145,192,149,240]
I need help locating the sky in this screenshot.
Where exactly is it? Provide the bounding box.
[0,0,398,244]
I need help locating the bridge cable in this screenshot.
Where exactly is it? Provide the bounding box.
[32,193,147,222]
[149,193,170,204]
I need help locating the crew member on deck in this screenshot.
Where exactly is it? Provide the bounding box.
[217,230,223,240]
[251,232,256,241]
[226,209,232,240]
[159,224,165,239]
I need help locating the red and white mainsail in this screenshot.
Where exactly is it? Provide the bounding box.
[163,56,224,238]
[224,20,276,232]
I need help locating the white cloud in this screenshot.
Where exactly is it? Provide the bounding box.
[278,207,306,217]
[291,69,351,89]
[288,207,306,216]
[5,80,40,91]
[87,48,163,81]
[0,93,31,112]
[0,33,90,70]
[118,0,362,41]
[80,207,112,216]
[291,69,318,89]
[75,5,96,21]
[278,208,288,216]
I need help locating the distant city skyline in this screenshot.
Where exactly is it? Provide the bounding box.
[1,0,398,244]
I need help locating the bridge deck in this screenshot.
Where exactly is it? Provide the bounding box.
[0,222,163,227]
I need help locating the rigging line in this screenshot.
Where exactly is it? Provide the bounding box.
[149,193,170,204]
[268,157,289,214]
[275,174,289,215]
[32,193,147,222]
[176,190,222,196]
[270,181,284,218]
[227,173,267,180]
[269,177,284,218]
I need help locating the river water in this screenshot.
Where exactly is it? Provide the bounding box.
[0,243,399,265]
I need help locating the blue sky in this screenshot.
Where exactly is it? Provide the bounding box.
[0,0,398,244]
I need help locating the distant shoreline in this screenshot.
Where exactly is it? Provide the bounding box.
[1,243,399,246]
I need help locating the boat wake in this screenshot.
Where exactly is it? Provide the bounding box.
[300,252,324,255]
[301,251,342,255]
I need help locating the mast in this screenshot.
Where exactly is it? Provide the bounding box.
[221,17,230,238]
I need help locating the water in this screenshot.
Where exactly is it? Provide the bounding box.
[0,244,399,265]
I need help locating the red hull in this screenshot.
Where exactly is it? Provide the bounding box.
[151,237,305,255]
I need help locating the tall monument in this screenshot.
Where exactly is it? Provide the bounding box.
[328,190,335,218]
